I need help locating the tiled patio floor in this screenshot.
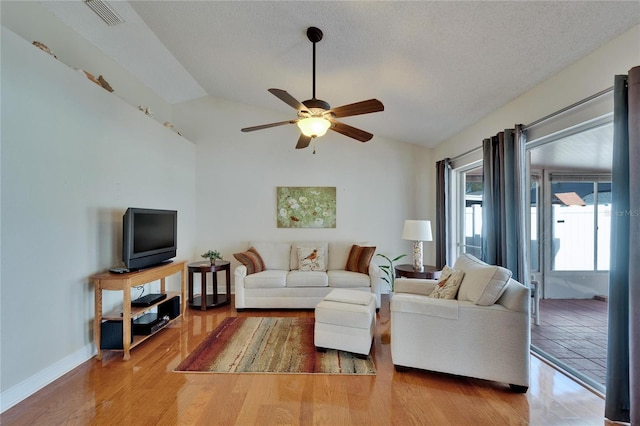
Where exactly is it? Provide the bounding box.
[531,298,608,387]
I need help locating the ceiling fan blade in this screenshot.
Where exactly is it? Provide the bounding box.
[328,99,384,118]
[268,88,308,112]
[241,120,296,132]
[330,121,373,142]
[295,134,312,149]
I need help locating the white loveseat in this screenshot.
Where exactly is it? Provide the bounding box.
[234,241,382,310]
[390,253,531,392]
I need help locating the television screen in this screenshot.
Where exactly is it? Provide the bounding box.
[122,208,177,270]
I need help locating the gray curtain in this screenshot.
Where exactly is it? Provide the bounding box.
[606,65,639,425]
[481,125,527,282]
[435,158,451,269]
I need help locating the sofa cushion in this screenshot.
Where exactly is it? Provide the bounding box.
[315,299,375,330]
[290,241,328,270]
[454,254,512,306]
[250,242,291,270]
[327,270,371,288]
[324,288,374,306]
[297,246,327,272]
[428,266,465,300]
[391,293,459,320]
[287,270,329,287]
[345,245,376,274]
[233,247,265,275]
[244,270,287,289]
[395,278,437,296]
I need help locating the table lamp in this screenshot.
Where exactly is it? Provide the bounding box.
[402,220,433,270]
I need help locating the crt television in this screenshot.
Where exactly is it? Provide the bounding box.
[122,208,177,270]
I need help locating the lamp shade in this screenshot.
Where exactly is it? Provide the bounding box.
[401,220,433,242]
[297,117,331,138]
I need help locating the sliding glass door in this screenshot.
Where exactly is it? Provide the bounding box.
[526,121,612,392]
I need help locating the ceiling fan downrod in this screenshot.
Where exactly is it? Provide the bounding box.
[307,27,323,101]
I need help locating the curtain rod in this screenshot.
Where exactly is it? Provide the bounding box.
[449,85,614,163]
[524,86,613,129]
[449,146,482,162]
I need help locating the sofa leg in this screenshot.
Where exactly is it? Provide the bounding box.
[315,346,327,353]
[509,384,528,393]
[394,365,410,372]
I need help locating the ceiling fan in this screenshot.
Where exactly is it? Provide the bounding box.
[241,27,384,151]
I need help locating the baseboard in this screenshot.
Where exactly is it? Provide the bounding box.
[1,343,95,413]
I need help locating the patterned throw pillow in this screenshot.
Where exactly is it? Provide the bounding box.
[345,245,376,275]
[297,247,327,271]
[233,247,265,275]
[428,265,465,299]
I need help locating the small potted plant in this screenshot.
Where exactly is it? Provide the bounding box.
[376,253,407,297]
[201,250,223,265]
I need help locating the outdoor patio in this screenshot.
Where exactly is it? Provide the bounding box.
[531,298,608,388]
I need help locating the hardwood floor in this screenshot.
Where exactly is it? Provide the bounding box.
[2,296,605,425]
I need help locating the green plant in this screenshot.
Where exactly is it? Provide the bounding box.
[376,253,407,292]
[201,250,223,264]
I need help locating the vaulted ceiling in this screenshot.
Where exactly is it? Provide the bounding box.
[43,1,639,148]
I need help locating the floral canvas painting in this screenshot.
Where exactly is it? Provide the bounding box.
[277,187,336,228]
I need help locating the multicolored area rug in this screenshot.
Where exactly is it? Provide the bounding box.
[175,317,376,375]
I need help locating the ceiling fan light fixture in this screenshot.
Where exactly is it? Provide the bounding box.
[241,27,383,149]
[297,117,331,138]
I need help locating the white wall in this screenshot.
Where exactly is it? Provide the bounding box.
[173,96,432,280]
[0,1,174,125]
[0,28,197,410]
[433,24,640,163]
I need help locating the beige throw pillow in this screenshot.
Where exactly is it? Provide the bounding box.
[428,266,465,299]
[297,247,327,271]
[454,253,512,306]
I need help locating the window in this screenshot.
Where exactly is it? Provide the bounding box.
[457,164,483,259]
[550,177,611,271]
[529,176,540,272]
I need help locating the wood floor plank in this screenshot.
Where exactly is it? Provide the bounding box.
[1,296,605,425]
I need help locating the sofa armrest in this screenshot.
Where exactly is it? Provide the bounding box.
[234,265,247,309]
[497,279,530,314]
[395,278,437,296]
[368,262,382,308]
[235,264,247,279]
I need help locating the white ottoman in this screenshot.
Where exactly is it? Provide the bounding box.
[314,289,376,356]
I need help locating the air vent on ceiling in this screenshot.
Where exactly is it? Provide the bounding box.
[85,0,124,26]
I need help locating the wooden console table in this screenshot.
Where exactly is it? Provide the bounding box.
[91,260,187,361]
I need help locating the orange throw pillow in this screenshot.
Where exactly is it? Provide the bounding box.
[233,247,265,275]
[345,245,376,275]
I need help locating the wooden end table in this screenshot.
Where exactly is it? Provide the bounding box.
[395,264,440,279]
[187,261,231,310]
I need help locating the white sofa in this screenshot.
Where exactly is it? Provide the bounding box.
[390,253,531,392]
[234,241,382,310]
